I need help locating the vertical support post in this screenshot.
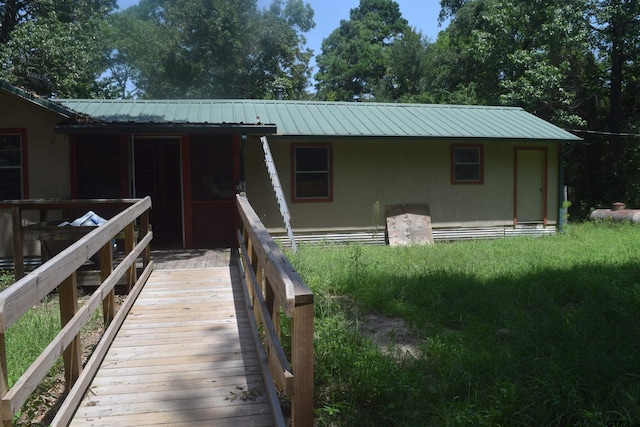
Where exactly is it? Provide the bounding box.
[140,210,150,268]
[11,206,23,280]
[59,273,81,389]
[0,333,10,426]
[264,279,281,339]
[243,232,255,305]
[99,242,115,326]
[124,222,136,293]
[291,303,314,427]
[255,263,264,320]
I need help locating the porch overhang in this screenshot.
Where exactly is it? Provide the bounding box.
[54,123,277,135]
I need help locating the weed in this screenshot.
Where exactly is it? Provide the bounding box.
[0,270,14,291]
[291,223,640,425]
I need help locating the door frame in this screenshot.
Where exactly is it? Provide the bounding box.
[181,134,241,248]
[513,147,548,226]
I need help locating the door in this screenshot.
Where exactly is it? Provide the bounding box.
[188,135,238,248]
[134,138,183,247]
[515,148,547,225]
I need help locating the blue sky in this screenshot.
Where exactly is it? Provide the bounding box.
[116,0,447,80]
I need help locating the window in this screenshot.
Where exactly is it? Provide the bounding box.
[451,144,483,184]
[0,130,26,200]
[292,144,332,201]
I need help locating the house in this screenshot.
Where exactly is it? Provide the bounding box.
[0,80,580,257]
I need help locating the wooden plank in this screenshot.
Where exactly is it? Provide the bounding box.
[11,206,23,280]
[0,197,151,331]
[124,222,136,292]
[65,266,277,426]
[3,228,153,423]
[69,414,274,427]
[58,273,81,389]
[99,243,115,325]
[50,261,154,427]
[291,303,314,427]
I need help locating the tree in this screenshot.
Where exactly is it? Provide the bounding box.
[375,26,430,102]
[314,0,409,101]
[108,0,315,99]
[435,0,640,217]
[0,0,117,97]
[432,0,593,125]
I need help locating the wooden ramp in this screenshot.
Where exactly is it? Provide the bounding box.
[68,266,275,426]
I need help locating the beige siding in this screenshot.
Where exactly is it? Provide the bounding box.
[0,92,71,257]
[245,136,560,234]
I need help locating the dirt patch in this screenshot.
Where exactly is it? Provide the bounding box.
[360,313,421,358]
[330,295,422,358]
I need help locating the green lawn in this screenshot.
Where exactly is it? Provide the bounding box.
[287,222,640,426]
[0,270,104,425]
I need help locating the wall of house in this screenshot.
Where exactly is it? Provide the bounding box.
[0,92,71,257]
[245,136,560,235]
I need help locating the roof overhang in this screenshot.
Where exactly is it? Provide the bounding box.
[0,80,77,119]
[54,123,277,135]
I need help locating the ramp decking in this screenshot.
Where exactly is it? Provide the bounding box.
[68,256,275,426]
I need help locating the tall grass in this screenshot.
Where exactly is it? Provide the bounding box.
[0,270,105,425]
[288,222,640,426]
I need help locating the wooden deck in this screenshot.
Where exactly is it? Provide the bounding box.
[68,255,276,426]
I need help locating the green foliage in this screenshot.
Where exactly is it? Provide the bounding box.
[109,0,315,99]
[6,300,61,388]
[0,0,116,97]
[0,270,14,291]
[314,0,414,101]
[290,224,640,425]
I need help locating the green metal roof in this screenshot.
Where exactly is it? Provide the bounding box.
[57,99,580,141]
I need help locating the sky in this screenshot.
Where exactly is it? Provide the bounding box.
[116,0,448,80]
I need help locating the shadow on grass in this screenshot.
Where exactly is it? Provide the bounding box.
[313,258,640,426]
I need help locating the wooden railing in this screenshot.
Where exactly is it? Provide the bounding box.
[236,194,314,427]
[0,198,153,426]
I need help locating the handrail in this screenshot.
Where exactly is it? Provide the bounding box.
[0,198,148,280]
[0,197,153,426]
[236,194,314,427]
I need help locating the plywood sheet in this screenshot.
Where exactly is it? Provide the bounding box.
[385,204,434,246]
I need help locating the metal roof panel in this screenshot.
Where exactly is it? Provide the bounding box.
[56,99,581,141]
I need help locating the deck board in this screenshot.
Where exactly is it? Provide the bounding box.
[69,265,274,426]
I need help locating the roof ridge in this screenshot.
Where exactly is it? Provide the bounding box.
[55,98,521,110]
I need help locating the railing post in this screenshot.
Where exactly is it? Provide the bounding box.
[99,242,115,326]
[291,303,314,427]
[11,207,23,280]
[59,273,82,389]
[124,222,136,293]
[140,210,151,268]
[264,279,281,339]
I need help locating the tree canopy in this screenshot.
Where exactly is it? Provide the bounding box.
[0,0,116,97]
[104,0,315,99]
[314,0,411,101]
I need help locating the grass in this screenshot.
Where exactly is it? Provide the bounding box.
[287,222,640,426]
[0,270,106,425]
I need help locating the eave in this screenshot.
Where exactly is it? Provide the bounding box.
[54,123,277,135]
